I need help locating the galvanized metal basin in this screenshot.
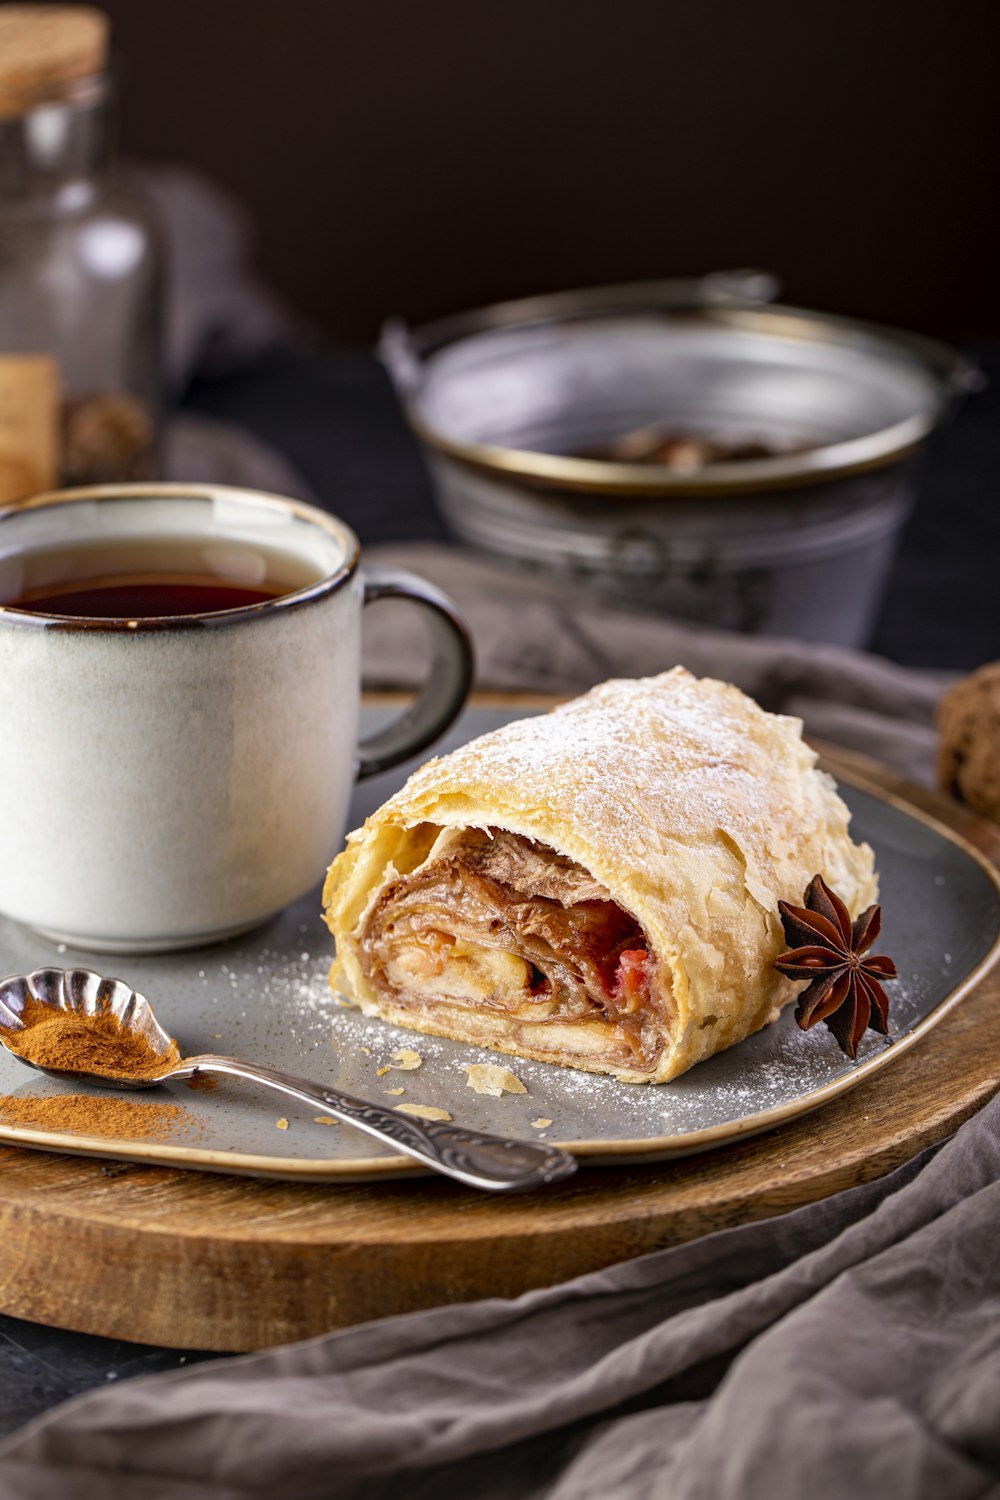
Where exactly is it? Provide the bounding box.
[382,277,975,645]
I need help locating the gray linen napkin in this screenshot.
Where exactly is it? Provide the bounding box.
[129,164,314,394]
[1,1094,997,1499]
[362,543,953,786]
[134,163,321,505]
[163,411,317,504]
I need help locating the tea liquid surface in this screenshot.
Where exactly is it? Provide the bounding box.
[0,535,322,618]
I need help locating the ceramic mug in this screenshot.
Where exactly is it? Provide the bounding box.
[0,483,474,952]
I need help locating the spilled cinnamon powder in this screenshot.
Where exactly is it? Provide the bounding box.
[0,996,178,1079]
[0,1093,194,1138]
[0,996,191,1140]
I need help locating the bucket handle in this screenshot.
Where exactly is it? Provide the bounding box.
[378,268,782,399]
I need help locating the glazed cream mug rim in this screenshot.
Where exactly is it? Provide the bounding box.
[0,482,361,628]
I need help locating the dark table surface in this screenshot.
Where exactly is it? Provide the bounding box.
[1,342,998,1444]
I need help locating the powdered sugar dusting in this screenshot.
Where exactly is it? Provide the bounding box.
[400,670,791,847]
[380,670,868,913]
[311,982,907,1145]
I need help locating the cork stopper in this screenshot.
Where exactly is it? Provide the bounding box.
[0,5,109,117]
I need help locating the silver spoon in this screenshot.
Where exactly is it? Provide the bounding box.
[0,966,577,1193]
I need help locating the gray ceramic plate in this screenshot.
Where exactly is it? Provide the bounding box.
[1,706,998,1181]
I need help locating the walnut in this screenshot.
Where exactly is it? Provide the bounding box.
[937,662,1000,822]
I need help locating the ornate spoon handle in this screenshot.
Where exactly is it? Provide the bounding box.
[171,1055,577,1192]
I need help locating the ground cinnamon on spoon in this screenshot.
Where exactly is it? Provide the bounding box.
[0,1000,197,1140]
[0,996,178,1079]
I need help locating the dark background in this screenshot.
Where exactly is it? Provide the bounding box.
[87,0,999,673]
[101,0,999,347]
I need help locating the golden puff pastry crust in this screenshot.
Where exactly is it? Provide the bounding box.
[322,668,877,1083]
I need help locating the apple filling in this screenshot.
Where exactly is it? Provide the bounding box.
[360,828,666,1070]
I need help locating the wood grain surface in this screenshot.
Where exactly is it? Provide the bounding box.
[0,744,998,1353]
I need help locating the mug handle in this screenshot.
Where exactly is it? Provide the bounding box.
[357,567,474,780]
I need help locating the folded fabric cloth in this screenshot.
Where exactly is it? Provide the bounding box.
[119,166,323,503]
[164,411,317,503]
[1,1092,997,1499]
[362,543,953,787]
[128,165,315,394]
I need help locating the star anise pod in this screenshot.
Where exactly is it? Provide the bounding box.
[774,874,897,1059]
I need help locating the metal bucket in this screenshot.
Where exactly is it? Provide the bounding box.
[382,275,977,645]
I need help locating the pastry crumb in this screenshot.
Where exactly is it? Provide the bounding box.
[313,1116,338,1126]
[396,1103,452,1122]
[384,1087,405,1097]
[465,1063,527,1097]
[390,1048,423,1071]
[359,1046,372,1055]
[375,1065,392,1076]
[276,1117,289,1130]
[531,1117,553,1129]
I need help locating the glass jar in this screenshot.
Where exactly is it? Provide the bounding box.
[0,67,163,504]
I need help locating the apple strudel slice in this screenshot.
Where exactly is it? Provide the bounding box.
[322,668,876,1084]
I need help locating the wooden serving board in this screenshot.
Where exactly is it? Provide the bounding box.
[0,746,998,1353]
